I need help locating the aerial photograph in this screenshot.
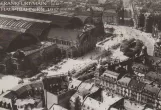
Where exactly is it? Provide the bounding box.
[0,0,161,110]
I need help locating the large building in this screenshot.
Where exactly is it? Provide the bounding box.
[43,75,76,109]
[102,9,118,25]
[0,81,44,110]
[0,16,52,54]
[0,11,84,29]
[93,54,161,109]
[48,24,99,57]
[0,16,51,41]
[0,41,61,76]
[0,29,38,53]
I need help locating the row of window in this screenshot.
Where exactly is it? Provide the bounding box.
[132,67,149,73]
[96,79,159,105]
[101,76,117,83]
[50,39,72,46]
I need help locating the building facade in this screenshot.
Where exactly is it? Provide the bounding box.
[48,24,98,57]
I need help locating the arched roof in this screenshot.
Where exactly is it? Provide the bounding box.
[0,17,51,40]
[0,29,38,52]
[0,11,83,28]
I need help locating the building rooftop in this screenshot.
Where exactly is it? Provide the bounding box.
[124,99,145,110]
[18,42,56,56]
[132,62,149,74]
[83,97,110,110]
[47,28,81,42]
[0,16,51,35]
[0,29,22,51]
[143,84,160,96]
[83,90,123,110]
[0,11,83,28]
[145,71,161,83]
[103,9,117,16]
[118,77,131,87]
[68,78,82,89]
[15,98,35,106]
[101,70,120,79]
[128,79,145,92]
[0,14,51,23]
[4,81,43,99]
[77,82,94,96]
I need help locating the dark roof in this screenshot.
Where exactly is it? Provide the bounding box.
[21,42,56,56]
[128,79,145,92]
[3,91,18,100]
[47,28,81,42]
[146,55,161,66]
[118,77,131,87]
[76,16,90,23]
[103,9,117,16]
[145,71,161,83]
[0,17,51,41]
[132,62,149,73]
[143,84,160,96]
[0,29,22,51]
[0,17,34,32]
[11,81,43,96]
[26,22,51,38]
[0,11,83,28]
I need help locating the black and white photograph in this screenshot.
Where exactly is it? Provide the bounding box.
[0,0,160,110]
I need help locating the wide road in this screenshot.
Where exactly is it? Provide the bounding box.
[120,0,155,55]
[104,25,155,56]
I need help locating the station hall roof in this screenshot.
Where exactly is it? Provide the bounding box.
[0,11,84,28]
[0,16,51,39]
[0,29,22,51]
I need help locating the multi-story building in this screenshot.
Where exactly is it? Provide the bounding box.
[143,13,154,33]
[43,75,76,109]
[142,84,160,108]
[95,70,120,93]
[145,71,161,84]
[1,42,61,76]
[48,24,98,57]
[0,81,44,110]
[131,62,150,80]
[117,77,131,98]
[102,9,118,25]
[128,79,145,103]
[69,82,99,110]
[0,29,39,53]
[145,55,161,72]
[137,12,145,29]
[82,89,123,110]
